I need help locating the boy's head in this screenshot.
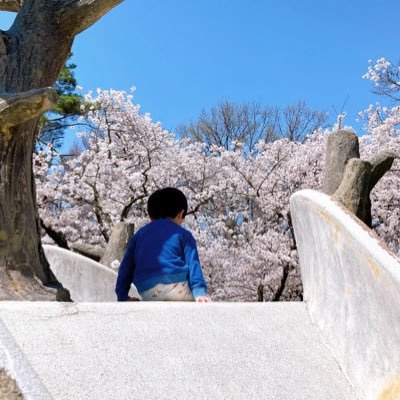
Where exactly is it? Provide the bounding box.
[147,187,188,221]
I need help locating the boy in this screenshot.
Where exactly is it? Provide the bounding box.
[115,187,211,302]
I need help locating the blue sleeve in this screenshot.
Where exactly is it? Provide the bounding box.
[115,236,136,301]
[184,233,207,299]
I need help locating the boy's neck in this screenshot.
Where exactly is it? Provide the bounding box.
[168,215,183,225]
[150,215,183,225]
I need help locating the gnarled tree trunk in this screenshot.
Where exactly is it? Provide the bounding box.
[0,0,124,300]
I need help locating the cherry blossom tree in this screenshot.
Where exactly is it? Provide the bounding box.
[363,58,400,102]
[35,88,399,302]
[358,104,400,254]
[362,57,400,254]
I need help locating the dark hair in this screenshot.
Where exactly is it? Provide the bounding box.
[147,187,188,219]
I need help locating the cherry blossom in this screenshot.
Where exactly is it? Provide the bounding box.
[35,88,399,302]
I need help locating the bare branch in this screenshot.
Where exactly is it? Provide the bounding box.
[0,0,22,12]
[0,87,58,131]
[40,218,70,250]
[282,100,328,142]
[58,0,125,36]
[177,100,279,152]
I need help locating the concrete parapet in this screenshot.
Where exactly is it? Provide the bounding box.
[290,189,400,400]
[44,245,139,302]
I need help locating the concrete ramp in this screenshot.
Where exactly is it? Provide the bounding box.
[0,302,356,400]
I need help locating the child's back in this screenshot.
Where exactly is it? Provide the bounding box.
[115,187,210,302]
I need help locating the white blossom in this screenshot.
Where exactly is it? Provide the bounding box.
[35,89,400,302]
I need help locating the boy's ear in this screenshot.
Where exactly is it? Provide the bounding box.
[173,210,185,222]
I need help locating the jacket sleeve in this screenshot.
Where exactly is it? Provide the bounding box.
[184,233,207,299]
[115,236,136,301]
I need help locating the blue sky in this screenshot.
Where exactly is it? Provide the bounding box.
[1,0,399,133]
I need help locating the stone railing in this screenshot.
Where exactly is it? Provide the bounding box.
[290,189,400,400]
[44,245,139,302]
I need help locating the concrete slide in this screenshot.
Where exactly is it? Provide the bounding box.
[0,189,398,399]
[43,245,140,302]
[0,302,356,400]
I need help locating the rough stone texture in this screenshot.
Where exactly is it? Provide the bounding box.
[331,152,396,227]
[322,130,360,195]
[0,302,356,400]
[44,245,139,302]
[0,370,23,400]
[100,222,134,268]
[322,131,395,227]
[369,150,396,191]
[290,189,400,400]
[332,158,372,224]
[70,242,104,262]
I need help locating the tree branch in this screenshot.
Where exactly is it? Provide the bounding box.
[271,265,290,302]
[58,0,125,36]
[40,218,70,250]
[0,0,22,12]
[0,87,58,131]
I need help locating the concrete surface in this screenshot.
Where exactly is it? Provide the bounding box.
[0,318,52,400]
[44,245,139,302]
[0,302,356,400]
[290,189,400,400]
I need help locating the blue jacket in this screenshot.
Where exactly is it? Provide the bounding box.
[115,218,207,301]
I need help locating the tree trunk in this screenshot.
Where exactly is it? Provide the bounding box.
[0,0,124,300]
[0,118,72,299]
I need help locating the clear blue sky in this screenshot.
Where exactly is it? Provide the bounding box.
[1,0,399,132]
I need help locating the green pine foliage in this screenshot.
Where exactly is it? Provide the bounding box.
[39,54,88,148]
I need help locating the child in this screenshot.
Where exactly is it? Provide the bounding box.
[115,187,211,302]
